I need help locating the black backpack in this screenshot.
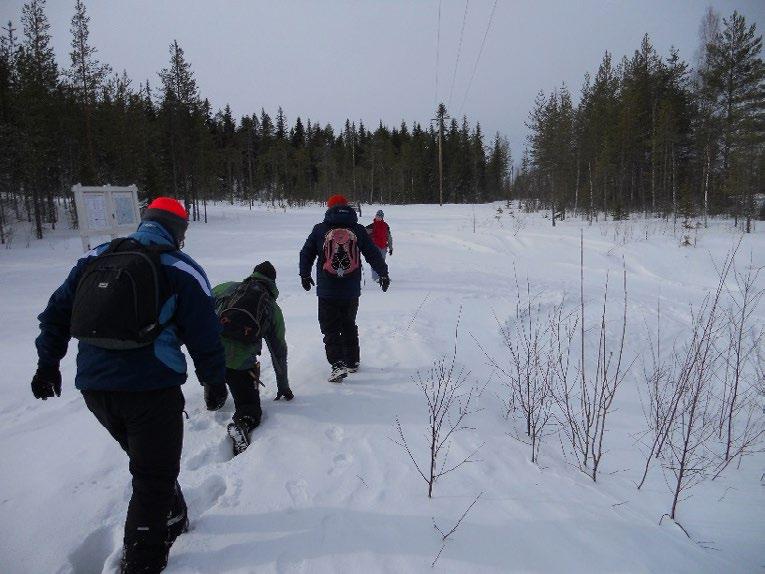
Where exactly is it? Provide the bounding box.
[70,238,174,350]
[217,278,270,344]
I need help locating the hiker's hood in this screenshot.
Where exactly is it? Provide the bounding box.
[249,271,279,298]
[324,205,358,227]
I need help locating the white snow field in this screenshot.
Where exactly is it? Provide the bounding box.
[0,202,763,574]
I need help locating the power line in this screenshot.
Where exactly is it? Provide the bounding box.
[448,0,470,109]
[434,0,442,107]
[458,0,499,118]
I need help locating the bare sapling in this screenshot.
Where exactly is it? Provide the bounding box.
[553,232,630,482]
[476,272,575,463]
[714,256,765,476]
[754,343,765,399]
[637,298,695,490]
[431,492,483,567]
[394,314,483,498]
[664,346,719,521]
[660,247,737,520]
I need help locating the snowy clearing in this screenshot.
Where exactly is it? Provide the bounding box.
[1,202,763,573]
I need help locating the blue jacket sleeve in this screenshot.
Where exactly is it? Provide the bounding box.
[357,224,389,277]
[169,265,226,386]
[35,259,88,369]
[299,225,320,277]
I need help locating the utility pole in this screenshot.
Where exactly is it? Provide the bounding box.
[431,103,449,206]
[351,123,357,201]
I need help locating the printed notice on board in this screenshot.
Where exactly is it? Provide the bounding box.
[84,193,108,230]
[114,192,137,225]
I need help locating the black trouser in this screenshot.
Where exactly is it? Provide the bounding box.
[226,366,262,425]
[318,297,360,367]
[82,386,186,548]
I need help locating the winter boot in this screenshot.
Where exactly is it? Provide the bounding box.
[227,415,259,456]
[119,541,170,574]
[166,482,189,544]
[328,362,348,383]
[346,362,359,373]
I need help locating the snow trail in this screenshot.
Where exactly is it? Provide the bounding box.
[1,203,763,573]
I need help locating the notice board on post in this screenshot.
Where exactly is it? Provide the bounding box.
[73,184,141,251]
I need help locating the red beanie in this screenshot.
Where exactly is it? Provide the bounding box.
[327,194,348,208]
[147,197,188,220]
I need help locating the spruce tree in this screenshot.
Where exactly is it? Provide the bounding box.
[17,0,59,238]
[66,0,109,182]
[702,11,764,230]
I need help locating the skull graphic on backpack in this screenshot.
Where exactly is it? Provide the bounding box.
[322,228,360,278]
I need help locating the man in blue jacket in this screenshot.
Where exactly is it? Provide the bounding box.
[31,197,227,574]
[299,195,390,382]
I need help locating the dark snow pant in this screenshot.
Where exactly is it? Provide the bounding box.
[371,247,387,281]
[318,297,360,367]
[82,387,186,550]
[225,366,262,425]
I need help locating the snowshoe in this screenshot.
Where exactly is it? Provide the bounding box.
[227,416,259,456]
[328,363,348,383]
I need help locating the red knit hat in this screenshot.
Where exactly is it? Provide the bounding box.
[146,197,188,220]
[327,194,348,208]
[142,197,189,246]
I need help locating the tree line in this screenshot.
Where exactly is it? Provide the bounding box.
[516,8,764,231]
[0,0,511,241]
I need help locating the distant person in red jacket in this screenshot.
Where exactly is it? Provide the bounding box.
[365,210,393,282]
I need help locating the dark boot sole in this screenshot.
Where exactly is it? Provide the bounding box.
[328,371,348,383]
[227,422,251,456]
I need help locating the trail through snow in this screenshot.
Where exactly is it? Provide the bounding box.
[0,203,763,573]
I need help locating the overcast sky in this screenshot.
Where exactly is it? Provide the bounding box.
[2,0,764,161]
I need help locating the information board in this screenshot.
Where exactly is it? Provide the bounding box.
[73,184,141,251]
[84,193,108,230]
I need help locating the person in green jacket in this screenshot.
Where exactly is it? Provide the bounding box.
[212,261,293,455]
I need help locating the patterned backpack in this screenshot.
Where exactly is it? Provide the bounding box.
[217,279,270,344]
[322,228,360,278]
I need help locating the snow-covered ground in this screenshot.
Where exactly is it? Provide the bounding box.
[0,202,763,573]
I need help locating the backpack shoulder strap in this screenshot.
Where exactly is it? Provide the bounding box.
[107,237,139,253]
[144,243,176,255]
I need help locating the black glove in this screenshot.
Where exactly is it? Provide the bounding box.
[388,248,393,256]
[248,364,262,384]
[31,366,61,400]
[203,383,228,411]
[274,387,294,401]
[379,275,390,292]
[301,276,315,291]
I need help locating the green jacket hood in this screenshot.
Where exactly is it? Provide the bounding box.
[250,271,279,298]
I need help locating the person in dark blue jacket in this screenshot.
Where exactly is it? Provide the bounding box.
[299,194,390,382]
[31,197,227,574]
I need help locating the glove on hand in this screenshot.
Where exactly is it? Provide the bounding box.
[274,388,294,401]
[248,363,261,383]
[301,276,315,291]
[203,383,228,411]
[31,366,61,400]
[379,275,390,292]
[388,248,393,256]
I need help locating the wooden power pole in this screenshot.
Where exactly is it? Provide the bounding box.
[432,103,449,206]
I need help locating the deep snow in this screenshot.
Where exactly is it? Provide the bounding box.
[0,202,763,573]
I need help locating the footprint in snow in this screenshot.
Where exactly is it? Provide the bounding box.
[65,524,120,574]
[285,479,310,509]
[328,453,353,476]
[185,439,231,471]
[184,474,228,518]
[325,425,344,443]
[276,551,306,574]
[187,415,211,432]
